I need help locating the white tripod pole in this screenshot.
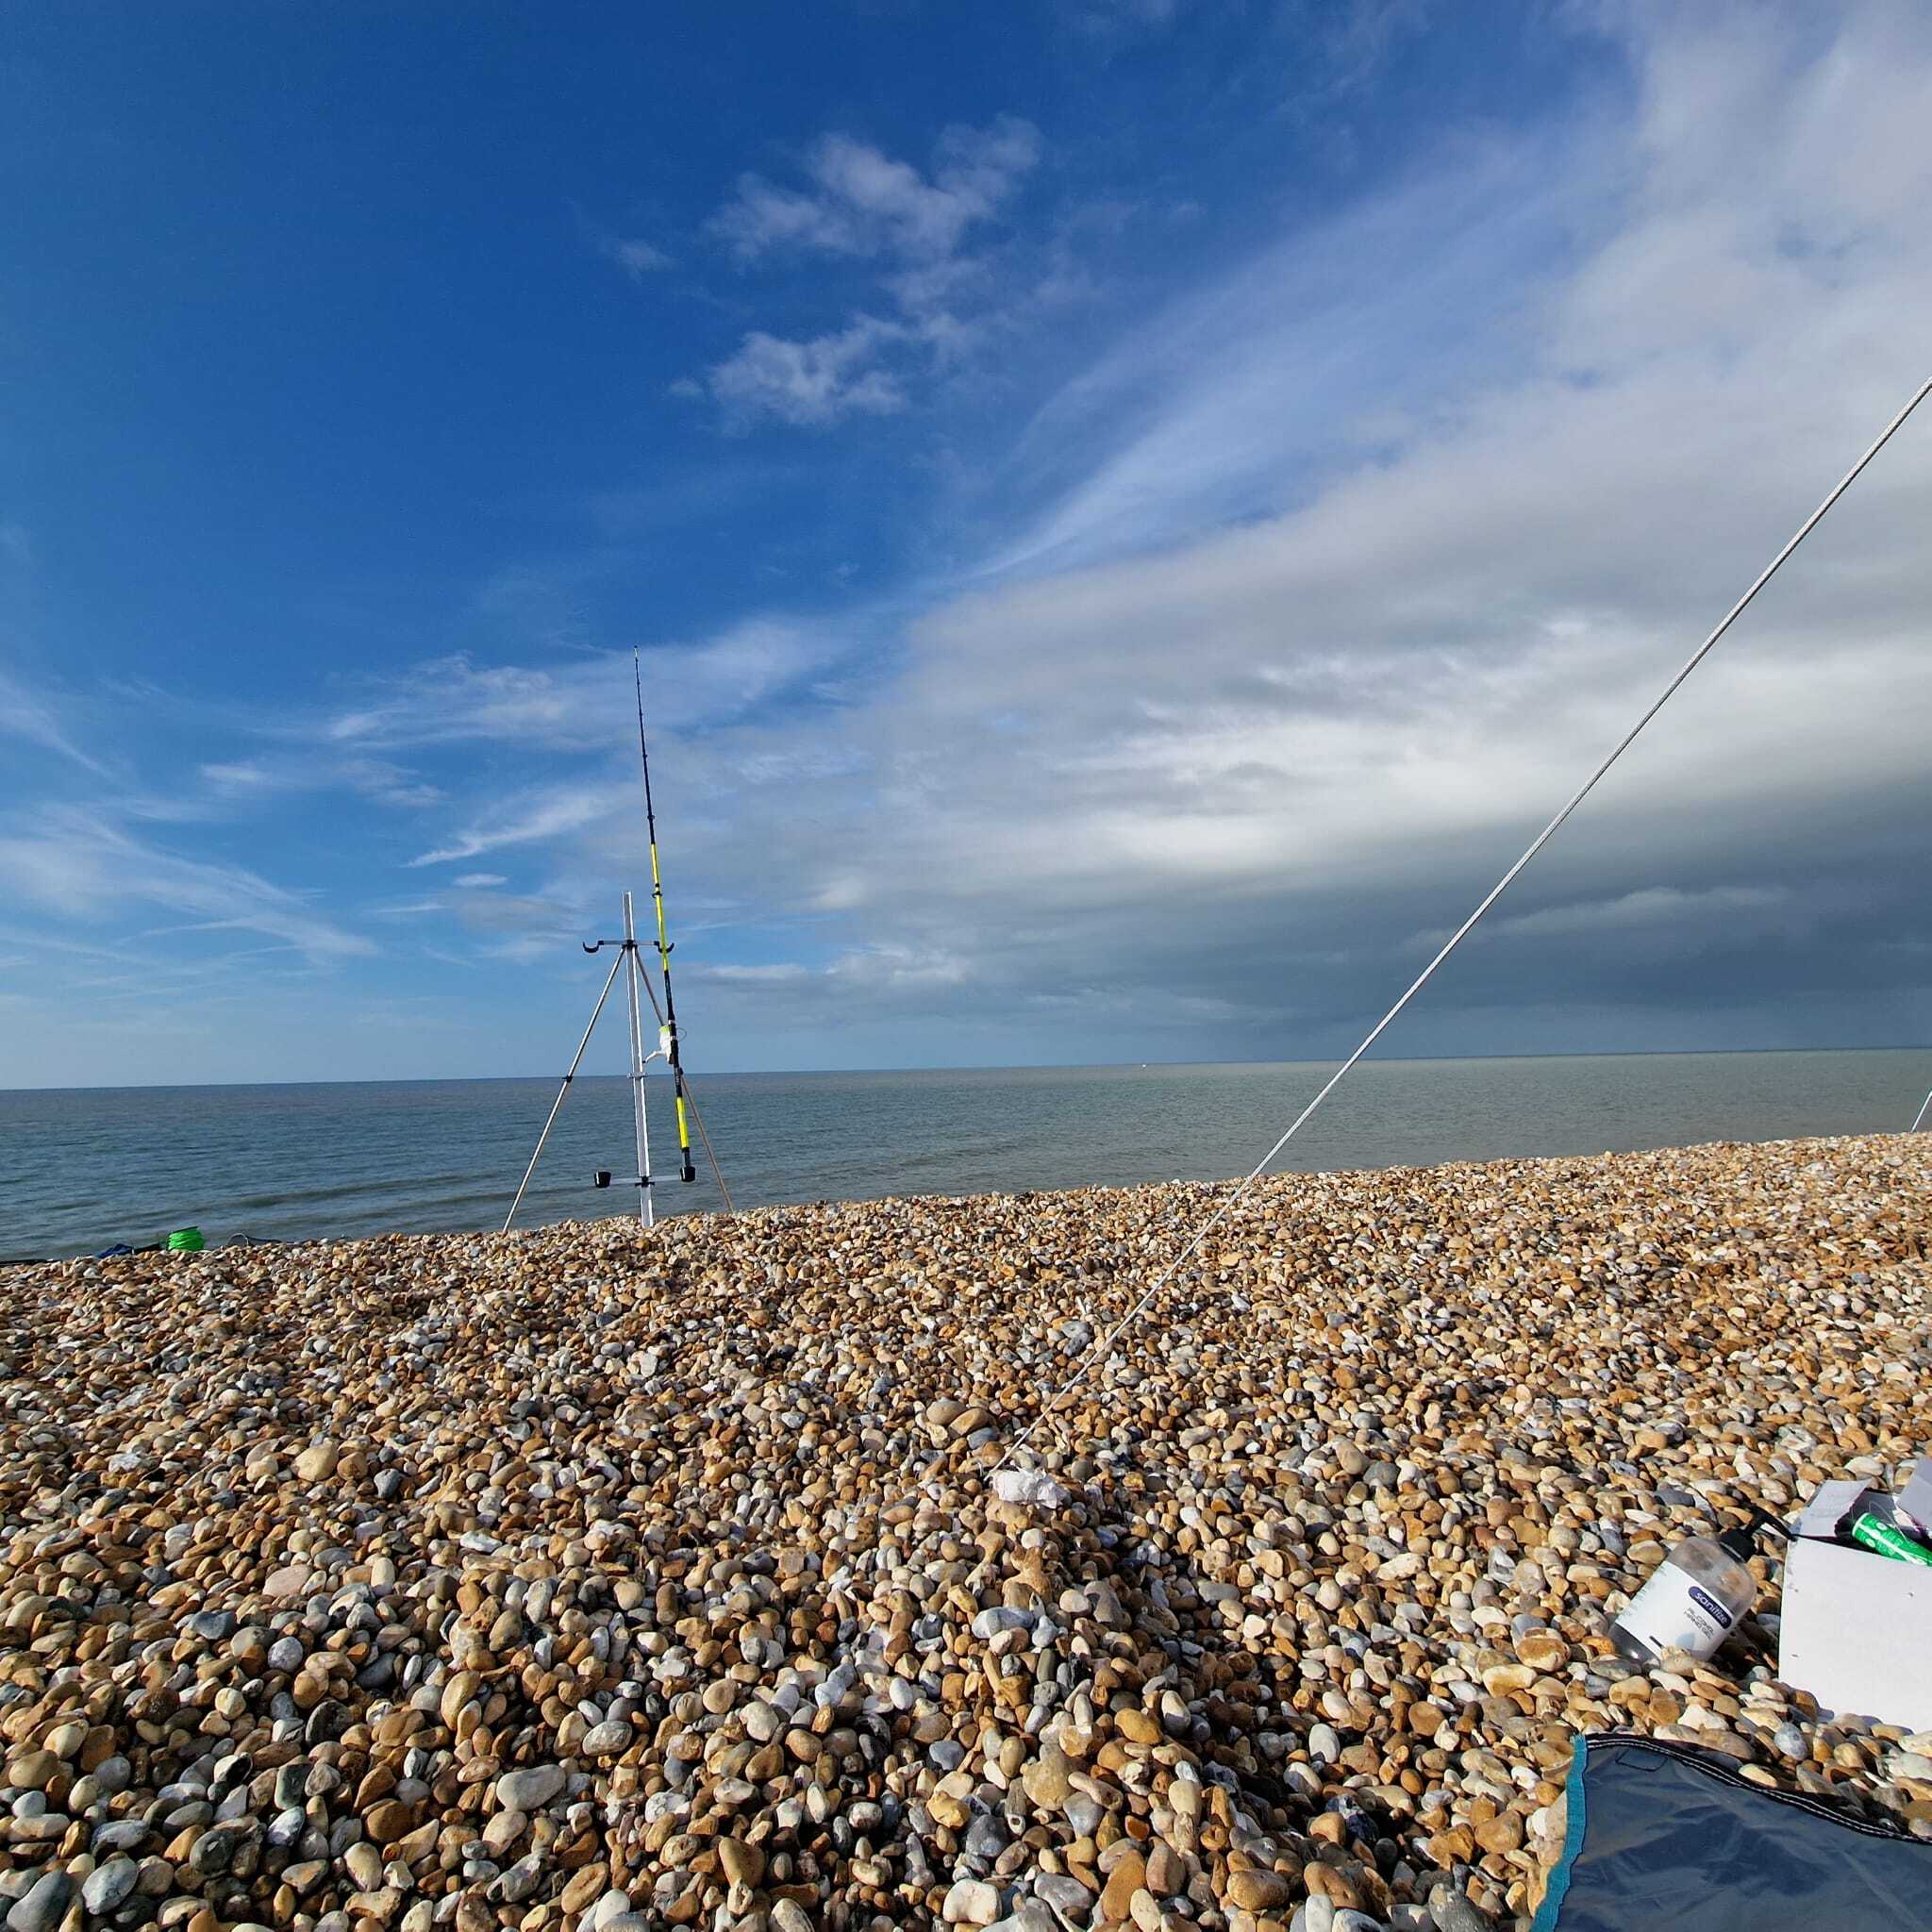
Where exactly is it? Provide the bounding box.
[623,891,655,1228]
[1912,1086,1932,1133]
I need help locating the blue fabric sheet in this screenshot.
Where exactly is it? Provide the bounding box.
[1530,1732,1932,1930]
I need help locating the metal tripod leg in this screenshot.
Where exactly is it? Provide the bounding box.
[501,944,627,1233]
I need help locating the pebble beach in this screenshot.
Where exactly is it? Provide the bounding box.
[2,1133,1929,1932]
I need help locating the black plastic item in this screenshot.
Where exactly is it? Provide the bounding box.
[1716,1503,1793,1562]
[1532,1733,1931,1931]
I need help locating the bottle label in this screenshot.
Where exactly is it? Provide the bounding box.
[1617,1563,1736,1659]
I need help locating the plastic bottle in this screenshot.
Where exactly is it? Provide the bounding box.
[1611,1523,1761,1667]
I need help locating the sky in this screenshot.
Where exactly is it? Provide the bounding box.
[2,1,1929,1088]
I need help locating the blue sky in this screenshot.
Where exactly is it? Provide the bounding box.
[3,1,1929,1087]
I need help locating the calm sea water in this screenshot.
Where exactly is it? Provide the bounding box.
[2,1049,1928,1259]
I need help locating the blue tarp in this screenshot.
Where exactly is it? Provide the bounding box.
[1531,1732,1932,1930]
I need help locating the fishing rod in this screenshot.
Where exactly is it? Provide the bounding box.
[500,661,735,1233]
[619,926,738,1215]
[634,649,698,1185]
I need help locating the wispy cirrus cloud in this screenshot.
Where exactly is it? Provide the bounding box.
[407,781,623,868]
[600,234,673,278]
[0,807,374,961]
[1482,886,1792,943]
[0,663,111,777]
[572,198,675,281]
[197,753,444,809]
[325,622,842,753]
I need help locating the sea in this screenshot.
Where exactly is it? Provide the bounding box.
[3,1048,1928,1261]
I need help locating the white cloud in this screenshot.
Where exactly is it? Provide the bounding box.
[828,943,973,990]
[708,118,1041,265]
[601,234,673,277]
[455,872,507,889]
[707,319,909,427]
[699,961,811,984]
[696,119,1044,427]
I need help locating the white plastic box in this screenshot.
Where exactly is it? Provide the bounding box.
[1777,1478,1932,1730]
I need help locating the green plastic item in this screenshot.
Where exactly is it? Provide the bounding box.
[166,1226,205,1253]
[1849,1510,1932,1570]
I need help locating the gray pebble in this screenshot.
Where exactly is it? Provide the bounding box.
[6,1872,75,1932]
[82,1859,140,1915]
[1034,1874,1093,1924]
[494,1764,566,1811]
[492,1855,543,1904]
[1427,1885,1496,1932]
[1062,1793,1101,1838]
[964,1812,1008,1858]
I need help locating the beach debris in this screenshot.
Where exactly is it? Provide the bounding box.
[1609,1508,1786,1668]
[0,1133,1927,1932]
[1779,1474,1932,1733]
[990,1468,1073,1509]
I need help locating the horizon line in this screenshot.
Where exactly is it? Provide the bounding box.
[5,1039,1930,1098]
